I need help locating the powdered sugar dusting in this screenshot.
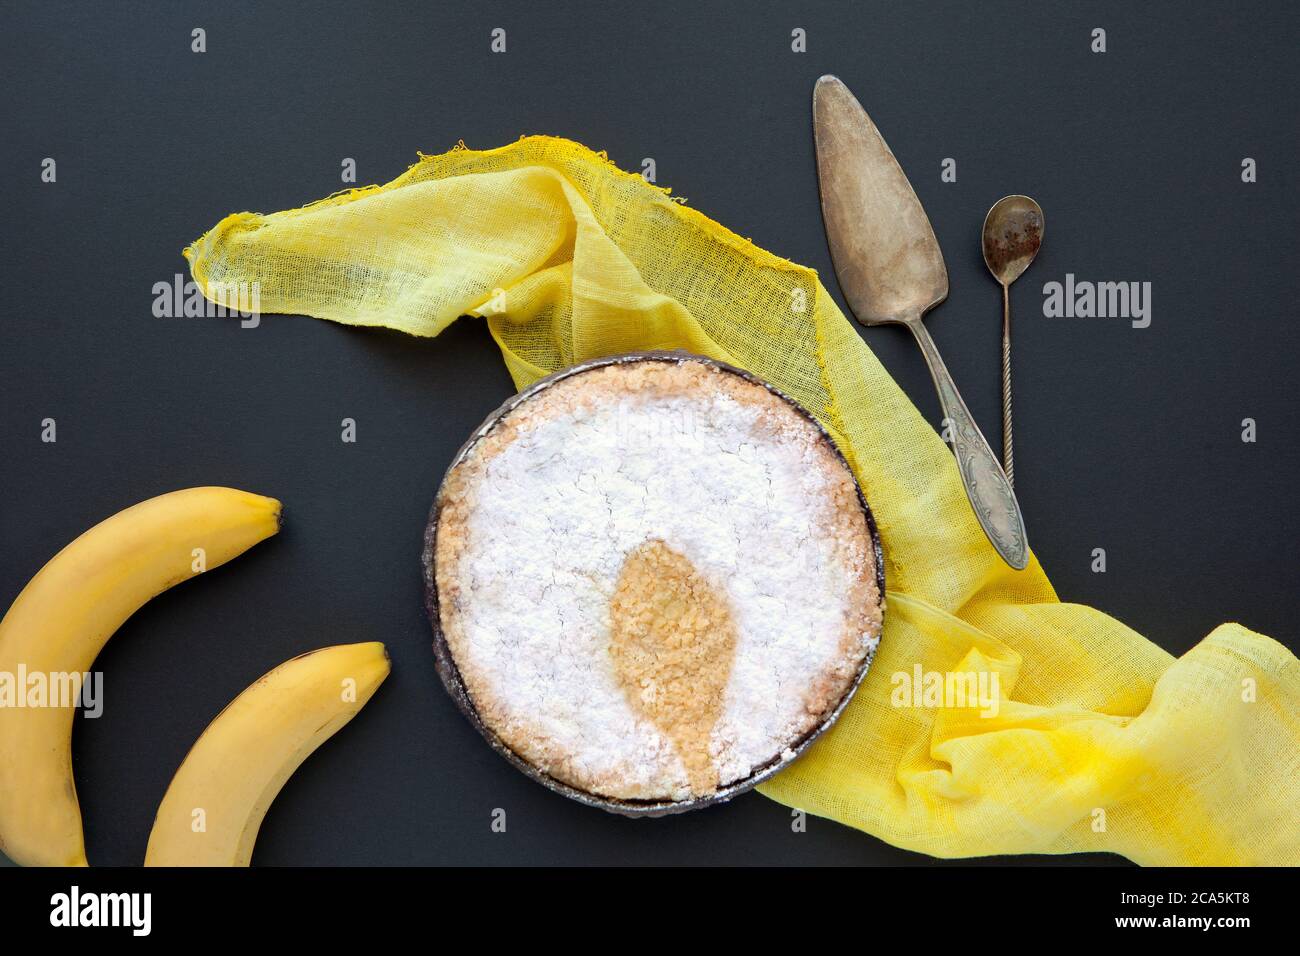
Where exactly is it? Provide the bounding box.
[436,361,880,802]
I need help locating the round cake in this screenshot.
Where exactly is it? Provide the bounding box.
[428,354,883,808]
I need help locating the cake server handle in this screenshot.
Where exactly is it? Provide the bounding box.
[906,315,1029,570]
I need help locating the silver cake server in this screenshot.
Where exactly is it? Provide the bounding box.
[813,75,1028,569]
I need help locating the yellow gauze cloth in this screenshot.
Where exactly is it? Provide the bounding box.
[186,136,1298,865]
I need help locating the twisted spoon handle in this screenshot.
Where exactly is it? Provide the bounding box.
[1001,282,1014,487]
[906,317,1029,570]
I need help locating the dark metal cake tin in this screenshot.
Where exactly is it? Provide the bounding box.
[422,351,886,817]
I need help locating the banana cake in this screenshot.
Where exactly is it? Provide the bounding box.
[429,354,882,806]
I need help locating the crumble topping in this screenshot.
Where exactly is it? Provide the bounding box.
[610,539,738,796]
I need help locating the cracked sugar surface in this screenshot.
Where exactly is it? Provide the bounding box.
[435,360,881,802]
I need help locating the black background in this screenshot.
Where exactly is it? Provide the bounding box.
[1,1,1295,866]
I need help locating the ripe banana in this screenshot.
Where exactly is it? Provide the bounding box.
[0,487,280,867]
[145,642,389,866]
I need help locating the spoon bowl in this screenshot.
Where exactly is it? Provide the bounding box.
[982,195,1044,285]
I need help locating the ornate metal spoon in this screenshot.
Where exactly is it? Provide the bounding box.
[981,196,1044,487]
